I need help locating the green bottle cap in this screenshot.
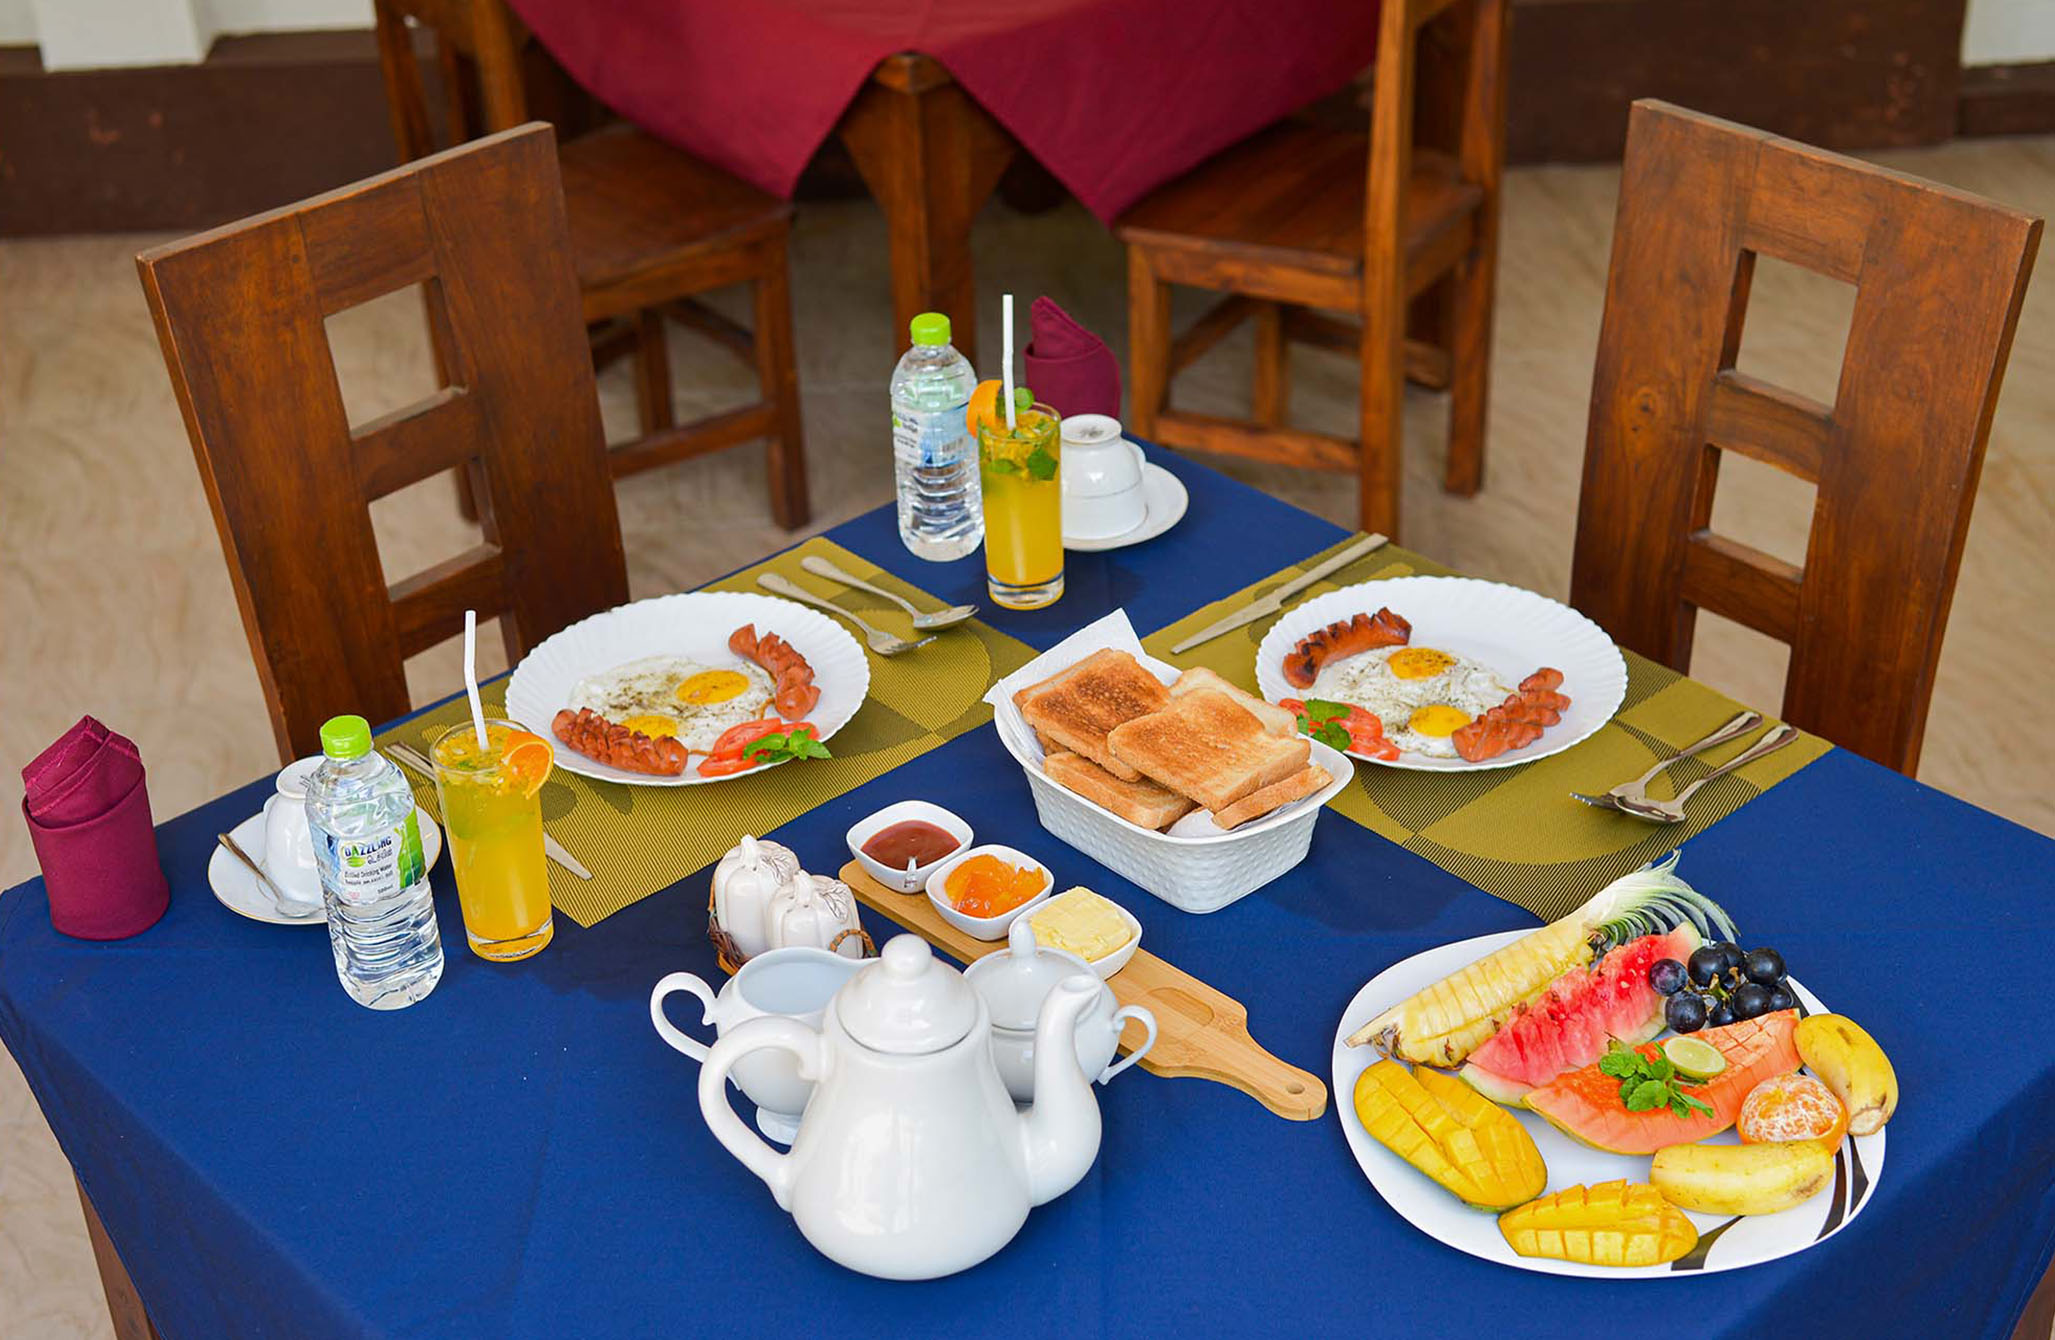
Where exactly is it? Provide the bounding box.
[909,312,952,346]
[319,714,373,760]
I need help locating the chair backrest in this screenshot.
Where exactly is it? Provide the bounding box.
[138,124,629,762]
[1571,100,2040,774]
[373,0,530,159]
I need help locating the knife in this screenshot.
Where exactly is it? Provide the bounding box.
[1169,532,1390,655]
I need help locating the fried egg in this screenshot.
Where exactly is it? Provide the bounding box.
[567,656,773,753]
[1307,644,1510,758]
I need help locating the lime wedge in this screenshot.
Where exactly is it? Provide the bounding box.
[1662,1034,1727,1081]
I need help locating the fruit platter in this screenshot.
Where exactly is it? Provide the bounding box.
[1331,855,1898,1277]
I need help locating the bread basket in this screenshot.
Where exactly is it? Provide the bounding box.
[984,612,1352,915]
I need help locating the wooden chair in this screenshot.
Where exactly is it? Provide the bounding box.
[1571,100,2042,775]
[1116,0,1507,538]
[372,0,808,526]
[138,124,631,763]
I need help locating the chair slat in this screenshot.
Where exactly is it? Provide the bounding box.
[389,544,507,658]
[352,387,483,500]
[1573,101,2041,774]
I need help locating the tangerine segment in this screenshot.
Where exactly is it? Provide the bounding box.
[944,853,1045,918]
[1737,1072,1847,1146]
[500,730,555,798]
[965,379,1004,436]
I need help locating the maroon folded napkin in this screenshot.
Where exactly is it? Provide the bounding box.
[1024,297,1122,421]
[21,716,168,940]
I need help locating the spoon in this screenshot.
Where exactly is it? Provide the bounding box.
[217,832,322,919]
[757,573,935,656]
[798,554,977,630]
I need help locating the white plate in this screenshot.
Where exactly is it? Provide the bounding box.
[504,591,870,787]
[208,806,442,926]
[1254,576,1627,771]
[1332,930,1885,1278]
[1063,464,1188,552]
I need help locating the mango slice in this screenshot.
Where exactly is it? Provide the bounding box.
[1499,1180,1698,1267]
[1354,1060,1547,1211]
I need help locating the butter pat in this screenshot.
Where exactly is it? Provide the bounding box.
[1030,887,1135,963]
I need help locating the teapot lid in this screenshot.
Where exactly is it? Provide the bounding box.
[836,935,979,1055]
[965,918,1095,1032]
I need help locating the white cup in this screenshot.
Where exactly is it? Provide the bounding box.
[651,947,863,1143]
[261,757,324,903]
[1060,414,1148,541]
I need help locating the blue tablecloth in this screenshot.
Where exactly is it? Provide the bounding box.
[4,447,2052,1339]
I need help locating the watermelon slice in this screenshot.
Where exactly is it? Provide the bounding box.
[1525,1010,1802,1155]
[1459,927,1700,1106]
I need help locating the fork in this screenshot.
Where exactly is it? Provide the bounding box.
[384,742,593,880]
[1578,719,1800,824]
[798,554,976,630]
[757,572,935,655]
[1572,710,1763,815]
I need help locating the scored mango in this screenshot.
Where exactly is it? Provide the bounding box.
[1498,1181,1698,1268]
[1354,1060,1547,1211]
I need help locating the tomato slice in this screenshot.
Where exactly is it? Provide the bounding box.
[697,755,758,778]
[706,719,786,760]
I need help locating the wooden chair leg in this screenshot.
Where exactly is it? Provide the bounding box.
[1126,249,1171,438]
[1253,301,1289,426]
[633,308,675,435]
[754,249,810,529]
[1445,0,1508,497]
[1358,295,1406,538]
[1443,247,1493,497]
[77,1178,160,1340]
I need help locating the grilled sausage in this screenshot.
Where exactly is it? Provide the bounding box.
[1281,608,1413,689]
[730,623,818,721]
[1452,668,1570,762]
[551,708,690,775]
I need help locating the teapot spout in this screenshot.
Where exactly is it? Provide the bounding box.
[1019,974,1104,1206]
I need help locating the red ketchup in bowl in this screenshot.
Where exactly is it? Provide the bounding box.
[861,820,960,871]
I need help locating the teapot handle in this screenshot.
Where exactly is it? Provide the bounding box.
[1097,1004,1158,1085]
[700,1015,822,1208]
[649,972,720,1062]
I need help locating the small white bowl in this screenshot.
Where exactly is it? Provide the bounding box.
[924,844,1055,941]
[1024,890,1144,980]
[845,800,974,894]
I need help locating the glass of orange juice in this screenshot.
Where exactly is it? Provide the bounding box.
[430,719,554,962]
[977,397,1063,609]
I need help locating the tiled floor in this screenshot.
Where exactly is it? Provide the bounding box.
[4,135,2051,1335]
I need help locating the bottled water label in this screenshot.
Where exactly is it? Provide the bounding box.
[315,813,427,905]
[893,407,968,469]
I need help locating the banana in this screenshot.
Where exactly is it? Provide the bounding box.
[1795,1013,1898,1136]
[1650,1139,1835,1216]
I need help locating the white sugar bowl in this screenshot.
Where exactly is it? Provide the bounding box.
[964,918,1157,1104]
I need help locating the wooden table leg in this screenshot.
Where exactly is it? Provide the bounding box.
[76,1177,161,1340]
[837,54,1019,366]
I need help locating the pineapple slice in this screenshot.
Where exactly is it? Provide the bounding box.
[1499,1181,1698,1268]
[1354,1061,1548,1211]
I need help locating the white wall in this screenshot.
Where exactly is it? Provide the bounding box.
[19,0,371,70]
[1964,0,2055,65]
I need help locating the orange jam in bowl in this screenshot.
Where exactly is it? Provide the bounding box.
[943,854,1046,919]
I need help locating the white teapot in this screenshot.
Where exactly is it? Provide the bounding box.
[698,934,1104,1280]
[762,872,867,960]
[709,835,801,963]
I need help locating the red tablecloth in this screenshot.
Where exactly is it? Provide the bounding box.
[508,0,1380,221]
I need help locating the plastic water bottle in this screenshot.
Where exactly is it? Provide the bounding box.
[890,312,983,560]
[305,715,444,1010]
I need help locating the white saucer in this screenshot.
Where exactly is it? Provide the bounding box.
[1064,463,1188,552]
[208,806,442,926]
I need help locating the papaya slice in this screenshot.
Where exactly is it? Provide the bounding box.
[1499,1180,1698,1268]
[1354,1060,1547,1211]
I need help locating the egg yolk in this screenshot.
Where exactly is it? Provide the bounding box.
[618,713,680,739]
[675,670,751,705]
[1408,704,1472,737]
[1388,647,1456,680]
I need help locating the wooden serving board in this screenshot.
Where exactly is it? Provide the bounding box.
[839,861,1328,1121]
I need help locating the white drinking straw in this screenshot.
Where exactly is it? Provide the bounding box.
[463,609,489,750]
[1001,292,1017,430]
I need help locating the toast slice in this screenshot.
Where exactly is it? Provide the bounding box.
[1106,689,1311,812]
[1044,750,1194,831]
[1210,764,1332,830]
[1013,648,1169,781]
[1171,666,1297,738]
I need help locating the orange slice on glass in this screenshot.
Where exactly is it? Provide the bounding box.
[965,378,1004,435]
[501,729,555,798]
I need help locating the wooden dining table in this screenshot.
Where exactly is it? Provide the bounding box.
[502,0,1384,364]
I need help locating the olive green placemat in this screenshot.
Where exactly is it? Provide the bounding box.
[1141,534,1833,925]
[378,537,1036,928]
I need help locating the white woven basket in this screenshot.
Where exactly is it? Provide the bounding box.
[985,613,1351,915]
